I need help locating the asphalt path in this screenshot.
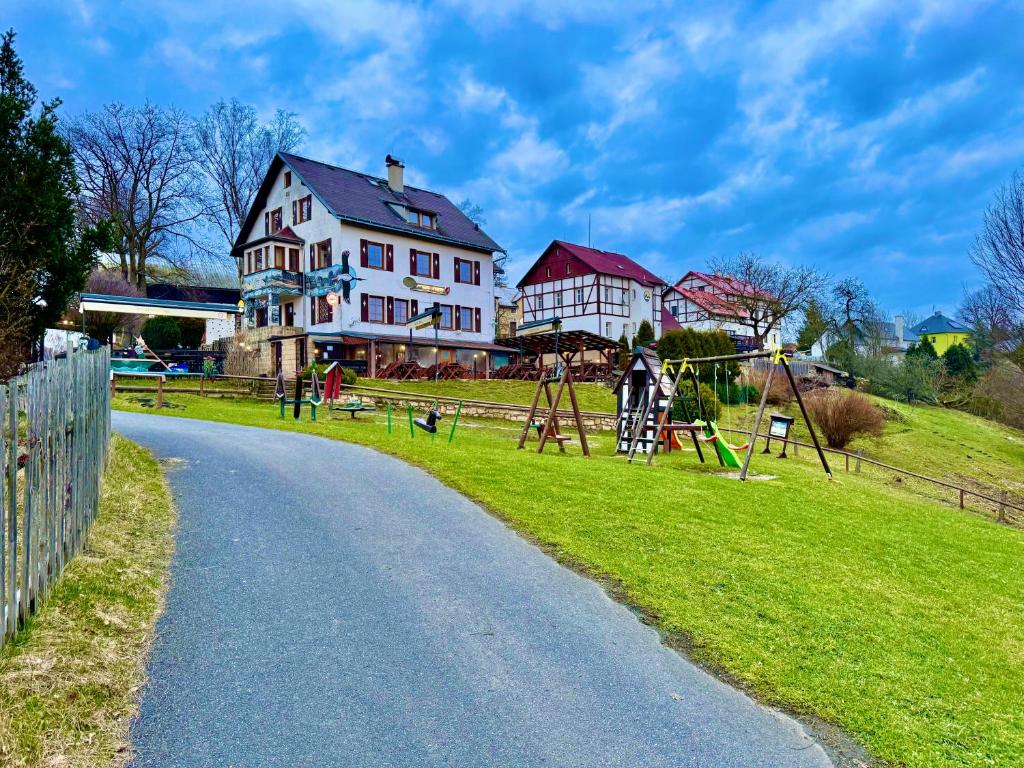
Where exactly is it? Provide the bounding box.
[115,411,833,768]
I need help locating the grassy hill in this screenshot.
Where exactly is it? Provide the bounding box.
[112,390,1024,768]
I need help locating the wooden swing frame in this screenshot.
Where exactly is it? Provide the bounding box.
[627,349,833,480]
[514,329,617,458]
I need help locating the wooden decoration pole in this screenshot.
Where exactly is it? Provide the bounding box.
[537,365,569,454]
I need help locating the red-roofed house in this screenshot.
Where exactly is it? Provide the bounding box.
[662,271,780,350]
[516,241,666,341]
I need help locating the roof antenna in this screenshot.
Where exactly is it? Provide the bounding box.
[588,213,592,248]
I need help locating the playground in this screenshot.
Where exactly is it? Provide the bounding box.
[109,385,1024,768]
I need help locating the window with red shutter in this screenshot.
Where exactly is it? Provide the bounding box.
[411,299,419,316]
[454,305,461,330]
[360,239,368,268]
[385,243,394,271]
[360,294,369,322]
[264,212,269,235]
[474,261,481,285]
[386,297,394,324]
[292,200,297,225]
[475,307,481,333]
[432,253,440,279]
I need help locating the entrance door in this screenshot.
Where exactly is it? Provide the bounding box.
[272,341,282,375]
[284,302,295,327]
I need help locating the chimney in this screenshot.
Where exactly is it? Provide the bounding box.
[385,154,404,194]
[894,314,904,348]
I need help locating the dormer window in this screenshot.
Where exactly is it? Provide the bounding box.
[406,208,435,229]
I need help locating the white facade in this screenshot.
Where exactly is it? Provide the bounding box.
[663,273,780,350]
[519,274,662,341]
[239,162,496,356]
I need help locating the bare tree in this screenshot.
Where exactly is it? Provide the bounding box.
[75,268,144,343]
[970,170,1024,313]
[193,100,303,284]
[66,102,206,293]
[829,277,878,330]
[707,251,829,347]
[960,283,1020,355]
[457,198,507,287]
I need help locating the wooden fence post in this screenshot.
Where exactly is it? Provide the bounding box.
[959,489,964,509]
[855,450,862,473]
[998,491,1007,523]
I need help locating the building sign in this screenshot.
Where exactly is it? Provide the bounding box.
[326,293,340,306]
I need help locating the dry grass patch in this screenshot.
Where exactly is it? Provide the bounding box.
[0,435,176,768]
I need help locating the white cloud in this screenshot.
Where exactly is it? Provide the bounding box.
[439,0,665,31]
[491,131,569,184]
[582,34,682,146]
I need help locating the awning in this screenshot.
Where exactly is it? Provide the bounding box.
[79,293,240,320]
[495,329,616,356]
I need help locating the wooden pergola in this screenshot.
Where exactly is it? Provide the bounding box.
[510,329,617,458]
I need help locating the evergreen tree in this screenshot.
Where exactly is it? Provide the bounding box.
[616,333,631,369]
[797,299,829,350]
[942,343,977,382]
[0,29,110,376]
[906,337,939,360]
[635,319,656,349]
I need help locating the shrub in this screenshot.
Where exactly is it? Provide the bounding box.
[341,367,357,385]
[141,316,181,349]
[744,367,793,405]
[635,319,656,349]
[657,328,739,384]
[673,382,721,422]
[943,343,977,382]
[300,362,330,380]
[803,389,885,449]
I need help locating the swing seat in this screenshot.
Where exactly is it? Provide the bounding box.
[697,433,748,451]
[533,423,571,443]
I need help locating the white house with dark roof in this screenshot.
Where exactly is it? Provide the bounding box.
[662,271,779,351]
[516,240,666,342]
[233,153,511,376]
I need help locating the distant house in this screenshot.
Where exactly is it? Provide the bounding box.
[662,271,778,351]
[809,314,918,361]
[910,311,970,355]
[516,240,666,341]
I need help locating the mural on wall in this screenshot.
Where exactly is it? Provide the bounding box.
[305,250,361,303]
[242,269,303,300]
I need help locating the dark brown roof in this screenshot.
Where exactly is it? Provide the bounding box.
[233,153,502,256]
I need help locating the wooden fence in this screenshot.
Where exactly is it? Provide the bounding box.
[1,345,111,648]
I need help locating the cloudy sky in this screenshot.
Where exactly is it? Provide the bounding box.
[8,0,1024,317]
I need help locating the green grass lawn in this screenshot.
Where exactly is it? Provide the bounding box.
[112,393,1024,768]
[0,436,176,768]
[355,376,617,412]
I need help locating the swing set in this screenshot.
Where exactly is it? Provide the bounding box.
[626,348,832,480]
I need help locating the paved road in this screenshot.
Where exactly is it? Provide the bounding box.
[115,411,833,768]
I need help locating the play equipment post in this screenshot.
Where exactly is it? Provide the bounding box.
[387,401,393,434]
[448,401,462,443]
[407,404,415,438]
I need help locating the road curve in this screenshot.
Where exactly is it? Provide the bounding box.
[115,411,832,768]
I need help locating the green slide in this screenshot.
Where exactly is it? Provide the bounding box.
[695,420,743,469]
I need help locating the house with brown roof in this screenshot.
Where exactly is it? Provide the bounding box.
[662,271,779,351]
[233,153,512,376]
[516,241,666,342]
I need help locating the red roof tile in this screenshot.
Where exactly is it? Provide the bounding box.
[666,285,750,319]
[551,241,665,287]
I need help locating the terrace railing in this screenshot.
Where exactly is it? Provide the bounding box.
[1,345,111,647]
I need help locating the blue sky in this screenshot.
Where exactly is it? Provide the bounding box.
[7,0,1024,319]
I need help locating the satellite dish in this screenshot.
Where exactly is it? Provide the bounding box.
[402,276,417,289]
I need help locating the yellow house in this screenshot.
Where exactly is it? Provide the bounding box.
[910,311,970,356]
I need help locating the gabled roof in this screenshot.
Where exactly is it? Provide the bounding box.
[910,311,970,336]
[664,285,750,319]
[676,270,771,300]
[612,349,668,394]
[517,240,666,288]
[233,153,503,256]
[660,305,682,332]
